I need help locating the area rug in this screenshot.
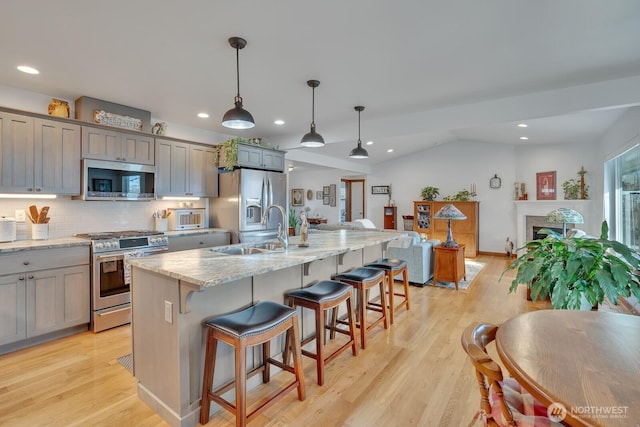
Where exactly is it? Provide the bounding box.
[426,260,486,290]
[117,354,133,374]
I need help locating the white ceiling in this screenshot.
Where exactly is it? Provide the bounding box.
[2,1,640,172]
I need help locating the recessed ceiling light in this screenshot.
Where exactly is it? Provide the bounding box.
[17,65,39,75]
[197,112,209,118]
[517,123,528,128]
[274,119,285,125]
[520,136,529,140]
[366,140,374,145]
[387,148,394,153]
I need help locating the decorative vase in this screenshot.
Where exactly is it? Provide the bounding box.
[288,227,295,236]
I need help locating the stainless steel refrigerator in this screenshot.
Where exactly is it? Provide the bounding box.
[210,168,287,243]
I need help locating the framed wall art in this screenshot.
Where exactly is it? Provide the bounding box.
[291,188,305,206]
[536,171,556,200]
[323,195,330,205]
[323,186,330,196]
[371,185,390,195]
[316,191,323,199]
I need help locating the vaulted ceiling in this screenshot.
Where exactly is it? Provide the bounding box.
[2,1,640,173]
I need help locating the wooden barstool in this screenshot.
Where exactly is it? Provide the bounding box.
[364,258,410,324]
[334,267,388,349]
[199,301,306,427]
[286,280,358,386]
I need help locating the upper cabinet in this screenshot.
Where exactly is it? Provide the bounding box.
[236,144,285,172]
[81,126,154,165]
[0,111,81,195]
[156,138,217,197]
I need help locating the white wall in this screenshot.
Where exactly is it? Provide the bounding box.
[289,139,602,254]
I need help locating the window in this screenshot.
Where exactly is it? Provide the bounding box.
[605,143,639,250]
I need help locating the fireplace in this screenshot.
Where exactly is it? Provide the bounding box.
[526,215,573,241]
[514,200,592,255]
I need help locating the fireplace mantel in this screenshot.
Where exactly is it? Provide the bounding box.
[514,200,593,253]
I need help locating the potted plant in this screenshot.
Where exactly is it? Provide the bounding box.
[502,221,640,310]
[562,178,589,200]
[443,189,472,201]
[288,207,299,236]
[420,186,439,200]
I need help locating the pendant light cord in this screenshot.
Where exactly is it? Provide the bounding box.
[311,86,316,128]
[235,45,242,102]
[357,108,362,147]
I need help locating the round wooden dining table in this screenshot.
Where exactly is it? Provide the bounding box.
[496,310,640,427]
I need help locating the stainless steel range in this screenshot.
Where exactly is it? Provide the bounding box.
[75,230,168,332]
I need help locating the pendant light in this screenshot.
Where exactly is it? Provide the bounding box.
[349,105,369,159]
[222,37,255,129]
[300,80,325,147]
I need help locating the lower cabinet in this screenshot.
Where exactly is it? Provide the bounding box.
[167,232,231,252]
[26,265,90,338]
[0,247,90,352]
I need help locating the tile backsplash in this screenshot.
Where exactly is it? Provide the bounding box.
[0,197,208,240]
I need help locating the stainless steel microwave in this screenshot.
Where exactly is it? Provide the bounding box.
[76,159,156,201]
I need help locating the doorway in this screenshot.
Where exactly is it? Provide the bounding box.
[341,179,365,222]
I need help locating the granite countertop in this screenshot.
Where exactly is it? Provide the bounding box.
[164,228,231,237]
[127,229,406,288]
[0,237,90,253]
[0,229,231,253]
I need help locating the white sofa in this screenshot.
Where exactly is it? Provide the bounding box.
[386,232,440,286]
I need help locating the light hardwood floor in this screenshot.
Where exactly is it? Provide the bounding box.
[0,255,550,427]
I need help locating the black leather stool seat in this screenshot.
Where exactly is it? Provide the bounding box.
[335,267,384,283]
[365,258,407,271]
[206,301,296,338]
[287,280,353,304]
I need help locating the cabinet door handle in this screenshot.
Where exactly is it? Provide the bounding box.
[27,187,33,192]
[28,275,34,279]
[121,158,126,161]
[23,261,30,265]
[18,276,25,281]
[35,188,41,192]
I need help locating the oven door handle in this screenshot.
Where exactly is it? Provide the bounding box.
[142,247,169,256]
[94,254,124,263]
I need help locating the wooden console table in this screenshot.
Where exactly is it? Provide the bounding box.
[433,244,466,290]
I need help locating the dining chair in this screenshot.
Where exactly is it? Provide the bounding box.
[461,322,561,427]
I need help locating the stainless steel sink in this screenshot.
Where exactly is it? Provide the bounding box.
[252,242,285,251]
[211,246,270,255]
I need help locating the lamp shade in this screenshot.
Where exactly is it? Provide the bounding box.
[433,204,466,248]
[349,142,369,159]
[546,208,584,224]
[222,99,255,129]
[546,207,584,237]
[433,204,467,220]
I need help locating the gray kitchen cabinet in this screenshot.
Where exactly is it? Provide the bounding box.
[81,126,154,165]
[156,138,217,197]
[236,143,285,172]
[26,265,89,337]
[167,232,230,252]
[0,246,90,353]
[0,274,27,346]
[35,118,81,195]
[0,112,81,195]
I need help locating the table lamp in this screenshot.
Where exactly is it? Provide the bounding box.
[433,204,467,248]
[546,208,584,237]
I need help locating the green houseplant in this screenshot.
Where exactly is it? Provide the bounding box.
[288,207,299,236]
[420,186,439,200]
[502,221,640,310]
[443,189,473,201]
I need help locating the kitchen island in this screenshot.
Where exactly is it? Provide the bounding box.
[126,229,405,427]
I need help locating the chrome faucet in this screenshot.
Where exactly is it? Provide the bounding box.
[261,204,288,250]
